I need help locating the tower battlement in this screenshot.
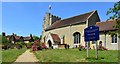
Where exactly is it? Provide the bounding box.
[43,12,61,29]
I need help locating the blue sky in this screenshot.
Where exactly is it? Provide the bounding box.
[2,2,115,36]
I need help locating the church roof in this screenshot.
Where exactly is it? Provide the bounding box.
[50,33,61,42]
[96,19,119,32]
[45,10,96,31]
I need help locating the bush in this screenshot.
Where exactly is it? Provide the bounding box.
[2,36,11,44]
[2,36,8,43]
[16,42,25,46]
[2,43,15,50]
[30,42,34,46]
[25,42,34,49]
[78,45,86,51]
[15,44,22,49]
[32,41,48,51]
[7,43,14,48]
[10,45,15,49]
[2,45,8,50]
[15,42,25,49]
[40,43,47,49]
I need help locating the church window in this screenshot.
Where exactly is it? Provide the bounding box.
[73,32,81,44]
[112,34,117,43]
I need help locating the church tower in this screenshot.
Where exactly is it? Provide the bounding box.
[42,5,61,42]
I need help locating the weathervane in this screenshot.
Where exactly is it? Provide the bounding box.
[48,5,51,13]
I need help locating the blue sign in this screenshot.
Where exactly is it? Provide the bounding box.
[84,26,99,42]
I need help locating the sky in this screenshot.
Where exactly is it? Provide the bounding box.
[2,2,115,37]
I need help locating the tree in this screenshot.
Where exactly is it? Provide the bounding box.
[1,35,11,44]
[40,35,42,40]
[2,36,8,43]
[33,36,39,41]
[107,1,120,38]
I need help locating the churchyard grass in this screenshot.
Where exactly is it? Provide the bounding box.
[2,48,27,64]
[34,49,118,62]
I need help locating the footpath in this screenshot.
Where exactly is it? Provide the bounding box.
[12,49,39,64]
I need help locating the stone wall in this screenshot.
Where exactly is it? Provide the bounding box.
[43,23,86,48]
[98,33,119,50]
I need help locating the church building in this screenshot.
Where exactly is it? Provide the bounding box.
[41,10,119,50]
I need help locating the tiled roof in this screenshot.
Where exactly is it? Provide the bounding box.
[4,34,32,41]
[50,33,61,42]
[14,36,20,40]
[23,37,31,41]
[6,35,11,38]
[45,10,96,31]
[6,35,20,40]
[96,19,119,31]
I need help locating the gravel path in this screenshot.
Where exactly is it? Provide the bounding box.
[12,49,39,64]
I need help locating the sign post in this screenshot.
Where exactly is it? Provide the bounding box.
[86,41,90,58]
[96,41,98,59]
[86,42,88,57]
[84,26,99,59]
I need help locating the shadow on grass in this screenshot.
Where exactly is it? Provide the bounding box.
[86,57,105,60]
[85,57,118,64]
[1,62,13,64]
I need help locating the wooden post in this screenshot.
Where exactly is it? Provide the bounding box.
[96,41,98,60]
[87,42,89,58]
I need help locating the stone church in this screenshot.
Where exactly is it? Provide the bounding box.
[41,10,119,50]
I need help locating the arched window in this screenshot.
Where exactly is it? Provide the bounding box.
[112,34,117,43]
[73,32,81,44]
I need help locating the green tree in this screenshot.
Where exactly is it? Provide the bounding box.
[40,35,42,40]
[1,35,11,44]
[33,36,39,41]
[107,1,120,38]
[2,36,8,43]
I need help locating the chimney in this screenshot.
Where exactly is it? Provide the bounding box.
[30,34,32,38]
[14,34,17,36]
[12,33,15,36]
[2,32,5,36]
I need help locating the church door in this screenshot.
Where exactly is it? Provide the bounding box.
[48,40,52,47]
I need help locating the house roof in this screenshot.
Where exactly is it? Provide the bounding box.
[45,10,96,31]
[5,35,20,40]
[6,35,11,38]
[14,36,20,40]
[4,34,32,41]
[23,37,31,41]
[95,19,118,32]
[50,33,61,42]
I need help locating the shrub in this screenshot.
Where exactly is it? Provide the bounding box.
[25,42,34,49]
[2,36,8,43]
[32,41,48,51]
[15,44,22,49]
[7,43,14,48]
[40,43,47,49]
[78,45,86,51]
[16,42,25,46]
[2,45,8,50]
[15,42,25,49]
[10,45,15,49]
[29,42,34,46]
[2,43,14,50]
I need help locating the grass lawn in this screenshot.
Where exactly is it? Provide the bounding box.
[2,48,27,64]
[34,49,118,62]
